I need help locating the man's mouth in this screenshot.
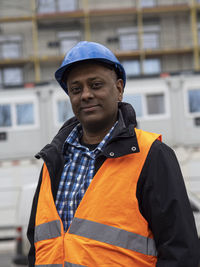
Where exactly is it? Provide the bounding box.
[81,105,99,112]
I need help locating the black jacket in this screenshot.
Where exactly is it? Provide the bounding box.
[27,102,200,267]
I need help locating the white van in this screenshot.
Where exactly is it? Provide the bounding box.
[12,183,37,266]
[188,192,200,238]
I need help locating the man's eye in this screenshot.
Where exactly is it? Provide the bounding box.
[70,87,81,94]
[91,82,103,89]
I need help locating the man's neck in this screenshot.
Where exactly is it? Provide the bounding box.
[81,129,108,144]
[82,124,116,145]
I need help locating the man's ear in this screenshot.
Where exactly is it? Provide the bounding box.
[116,79,124,102]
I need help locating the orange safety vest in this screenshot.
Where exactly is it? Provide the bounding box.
[34,128,161,267]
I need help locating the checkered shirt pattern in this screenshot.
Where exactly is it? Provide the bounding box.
[55,123,117,232]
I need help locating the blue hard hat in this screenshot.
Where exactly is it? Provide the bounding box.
[55,41,126,94]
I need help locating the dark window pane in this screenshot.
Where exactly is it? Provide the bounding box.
[16,103,34,125]
[0,104,11,127]
[147,94,165,115]
[188,89,200,113]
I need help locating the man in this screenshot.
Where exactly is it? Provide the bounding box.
[27,41,199,266]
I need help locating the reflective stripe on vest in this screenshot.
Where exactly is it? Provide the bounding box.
[35,265,62,267]
[35,220,61,242]
[35,264,85,267]
[64,262,87,267]
[69,217,157,256]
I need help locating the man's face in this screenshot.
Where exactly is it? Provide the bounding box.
[66,62,123,132]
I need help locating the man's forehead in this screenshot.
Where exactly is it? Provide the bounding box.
[63,60,116,82]
[66,61,116,81]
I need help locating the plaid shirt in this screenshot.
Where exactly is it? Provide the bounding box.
[55,123,117,232]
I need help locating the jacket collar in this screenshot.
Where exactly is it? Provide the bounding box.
[102,102,139,158]
[36,102,139,159]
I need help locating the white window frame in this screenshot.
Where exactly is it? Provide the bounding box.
[52,91,74,127]
[184,86,200,118]
[0,95,39,131]
[124,80,170,121]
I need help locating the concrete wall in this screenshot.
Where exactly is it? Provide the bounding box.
[0,0,32,17]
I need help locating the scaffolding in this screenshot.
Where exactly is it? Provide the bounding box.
[0,0,200,83]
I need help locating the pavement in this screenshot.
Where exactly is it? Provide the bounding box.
[0,240,15,267]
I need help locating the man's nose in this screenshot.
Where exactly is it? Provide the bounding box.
[81,85,94,100]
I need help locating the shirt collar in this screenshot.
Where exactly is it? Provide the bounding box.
[63,121,118,155]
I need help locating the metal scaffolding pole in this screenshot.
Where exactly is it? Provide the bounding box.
[83,0,91,41]
[31,0,41,83]
[190,0,200,71]
[137,0,145,74]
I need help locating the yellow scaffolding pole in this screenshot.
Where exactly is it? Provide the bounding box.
[83,0,91,41]
[190,0,199,71]
[137,0,145,74]
[31,0,41,83]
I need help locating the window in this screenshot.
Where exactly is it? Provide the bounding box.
[143,59,161,75]
[2,43,21,59]
[0,36,22,59]
[188,89,200,113]
[123,91,167,119]
[37,0,77,13]
[119,34,138,51]
[16,103,34,125]
[118,28,138,51]
[141,0,156,7]
[143,32,159,50]
[58,31,80,54]
[58,0,77,11]
[0,97,39,130]
[122,60,140,78]
[2,68,23,86]
[146,93,165,115]
[37,0,56,13]
[57,99,74,124]
[118,23,160,51]
[123,94,143,117]
[143,23,160,50]
[0,104,12,127]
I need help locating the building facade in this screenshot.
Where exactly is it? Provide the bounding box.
[0,0,200,87]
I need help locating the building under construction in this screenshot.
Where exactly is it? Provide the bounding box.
[0,0,200,196]
[0,0,200,85]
